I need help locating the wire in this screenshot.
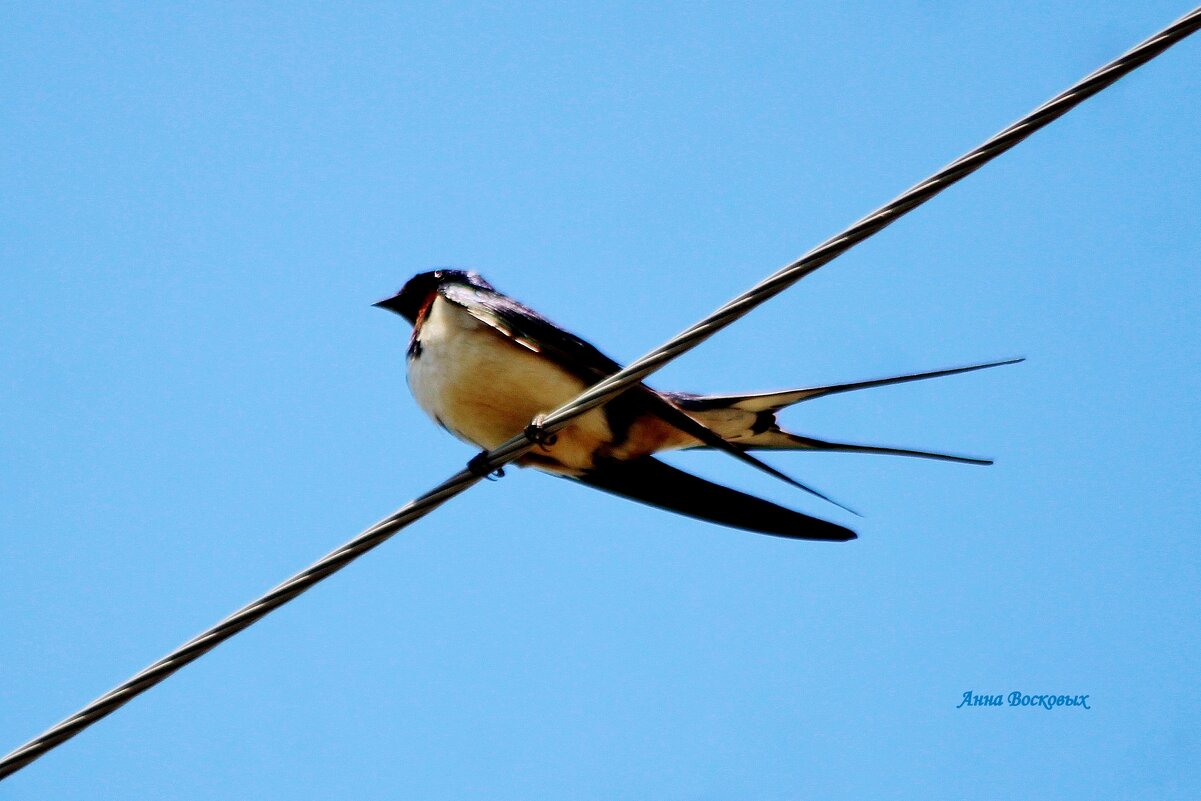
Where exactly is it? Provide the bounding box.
[2,5,1198,782]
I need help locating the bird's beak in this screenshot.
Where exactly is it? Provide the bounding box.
[373,294,404,314]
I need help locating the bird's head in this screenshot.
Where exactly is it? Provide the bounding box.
[373,269,493,324]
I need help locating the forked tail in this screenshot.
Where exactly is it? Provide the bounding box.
[668,357,1023,464]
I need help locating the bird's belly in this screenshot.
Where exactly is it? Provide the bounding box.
[407,310,612,472]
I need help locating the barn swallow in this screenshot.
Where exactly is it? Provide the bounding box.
[375,269,1020,542]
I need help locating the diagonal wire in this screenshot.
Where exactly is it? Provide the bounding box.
[2,5,1198,782]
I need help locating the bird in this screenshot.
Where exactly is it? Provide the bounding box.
[374,269,1020,542]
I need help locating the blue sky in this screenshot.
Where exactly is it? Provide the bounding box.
[2,2,1199,798]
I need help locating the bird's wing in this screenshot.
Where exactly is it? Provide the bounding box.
[439,282,849,509]
[569,456,855,542]
[439,282,622,383]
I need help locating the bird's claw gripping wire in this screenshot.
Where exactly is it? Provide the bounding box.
[524,414,558,451]
[467,452,505,480]
[465,414,557,480]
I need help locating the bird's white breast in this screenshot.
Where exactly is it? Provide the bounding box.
[406,296,612,470]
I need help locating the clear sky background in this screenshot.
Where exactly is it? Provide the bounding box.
[2,3,1199,799]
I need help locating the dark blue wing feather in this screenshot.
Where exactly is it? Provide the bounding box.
[571,457,855,542]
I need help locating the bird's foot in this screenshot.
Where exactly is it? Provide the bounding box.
[524,414,558,451]
[467,451,505,481]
